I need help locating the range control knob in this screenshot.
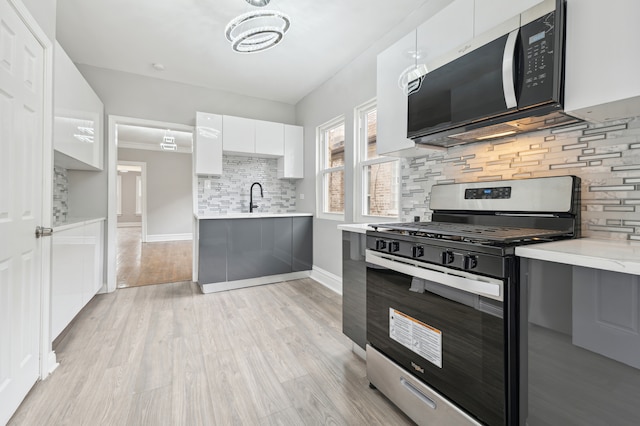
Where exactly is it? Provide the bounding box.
[463,255,478,270]
[388,241,400,253]
[412,245,425,258]
[441,251,454,265]
[375,239,387,251]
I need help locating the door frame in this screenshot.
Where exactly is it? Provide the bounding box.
[116,160,147,241]
[106,115,194,293]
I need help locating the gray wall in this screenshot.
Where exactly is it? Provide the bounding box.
[295,0,453,279]
[118,171,141,224]
[24,0,56,42]
[67,167,108,219]
[118,148,192,238]
[76,65,296,126]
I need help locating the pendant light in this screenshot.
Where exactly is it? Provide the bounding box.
[225,0,290,53]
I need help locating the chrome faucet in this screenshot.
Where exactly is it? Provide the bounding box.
[249,182,263,213]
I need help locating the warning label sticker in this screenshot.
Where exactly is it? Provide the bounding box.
[389,308,442,368]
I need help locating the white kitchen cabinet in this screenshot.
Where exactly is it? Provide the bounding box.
[278,124,304,179]
[224,116,285,157]
[223,115,255,154]
[417,0,474,64]
[51,219,104,339]
[376,30,422,157]
[195,112,223,175]
[564,0,640,122]
[255,119,284,156]
[53,41,104,171]
[474,0,543,36]
[376,0,471,157]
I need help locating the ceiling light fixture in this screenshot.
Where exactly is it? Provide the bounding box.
[225,0,290,54]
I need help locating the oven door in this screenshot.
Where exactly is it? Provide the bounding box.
[366,249,507,425]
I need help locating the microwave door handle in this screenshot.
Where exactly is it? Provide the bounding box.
[502,29,519,109]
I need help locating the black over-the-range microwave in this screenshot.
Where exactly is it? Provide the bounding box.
[407,0,581,148]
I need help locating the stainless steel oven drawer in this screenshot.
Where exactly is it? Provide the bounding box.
[367,345,481,426]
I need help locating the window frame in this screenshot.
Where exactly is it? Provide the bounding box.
[354,99,399,223]
[316,115,346,221]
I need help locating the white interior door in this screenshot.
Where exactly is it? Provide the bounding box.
[0,0,45,423]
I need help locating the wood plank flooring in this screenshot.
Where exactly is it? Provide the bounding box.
[117,227,192,288]
[9,279,415,425]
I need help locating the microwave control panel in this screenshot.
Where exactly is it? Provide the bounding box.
[518,9,559,107]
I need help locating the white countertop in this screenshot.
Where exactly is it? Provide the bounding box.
[53,217,106,232]
[338,221,403,234]
[337,223,376,234]
[516,238,640,276]
[195,212,313,220]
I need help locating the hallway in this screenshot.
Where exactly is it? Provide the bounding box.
[117,227,192,288]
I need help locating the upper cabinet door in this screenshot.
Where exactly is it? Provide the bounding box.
[417,0,474,64]
[564,0,640,122]
[223,115,255,154]
[474,0,543,36]
[195,112,223,176]
[278,124,303,179]
[376,30,418,156]
[53,41,104,170]
[254,119,284,156]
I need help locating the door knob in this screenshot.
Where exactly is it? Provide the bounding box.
[35,226,53,238]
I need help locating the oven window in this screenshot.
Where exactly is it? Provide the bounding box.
[367,266,506,425]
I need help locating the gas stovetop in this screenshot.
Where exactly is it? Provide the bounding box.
[370,221,570,244]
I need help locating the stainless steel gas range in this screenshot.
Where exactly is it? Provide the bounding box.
[365,176,581,426]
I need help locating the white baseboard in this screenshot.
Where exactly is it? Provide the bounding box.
[310,266,342,295]
[146,233,192,242]
[199,271,311,294]
[117,222,141,228]
[42,350,59,379]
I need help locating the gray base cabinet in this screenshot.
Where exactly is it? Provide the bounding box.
[198,216,312,284]
[292,216,313,272]
[198,219,227,284]
[342,231,367,349]
[520,259,640,425]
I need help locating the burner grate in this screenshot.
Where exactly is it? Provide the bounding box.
[371,222,568,243]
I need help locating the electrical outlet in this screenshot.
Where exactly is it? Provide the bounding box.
[299,193,304,200]
[204,180,211,190]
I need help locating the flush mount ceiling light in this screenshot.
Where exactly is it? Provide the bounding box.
[225,0,290,53]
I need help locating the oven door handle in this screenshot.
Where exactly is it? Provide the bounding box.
[366,250,503,301]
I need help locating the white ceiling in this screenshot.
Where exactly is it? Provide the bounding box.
[56,0,434,105]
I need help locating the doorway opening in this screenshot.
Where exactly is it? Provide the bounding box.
[108,116,195,290]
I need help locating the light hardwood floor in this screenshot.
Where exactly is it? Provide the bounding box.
[117,227,192,288]
[9,279,415,425]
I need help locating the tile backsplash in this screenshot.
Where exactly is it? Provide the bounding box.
[400,116,640,241]
[197,155,297,215]
[53,166,69,225]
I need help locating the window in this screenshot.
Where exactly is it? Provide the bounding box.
[317,116,345,219]
[355,100,398,221]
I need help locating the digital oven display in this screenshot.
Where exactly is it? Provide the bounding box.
[465,186,512,199]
